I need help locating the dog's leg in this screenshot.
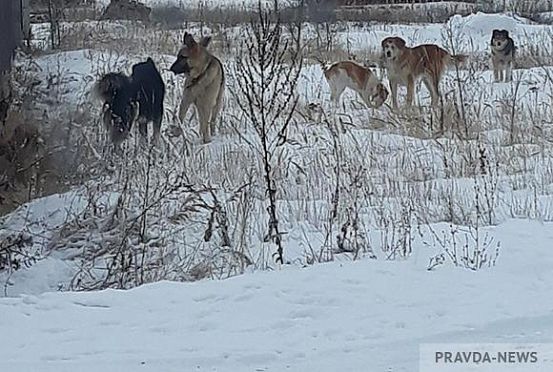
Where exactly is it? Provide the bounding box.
[138,117,149,145]
[329,85,345,108]
[432,74,441,107]
[178,94,193,123]
[390,80,398,109]
[152,97,164,146]
[208,115,216,137]
[406,76,415,106]
[493,63,499,82]
[102,106,112,132]
[422,77,439,107]
[152,115,162,145]
[209,85,224,137]
[499,65,505,82]
[506,62,513,82]
[197,104,211,144]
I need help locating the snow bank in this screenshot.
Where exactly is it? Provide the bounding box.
[0,188,119,296]
[342,12,551,53]
[1,219,553,371]
[0,187,119,241]
[448,12,531,37]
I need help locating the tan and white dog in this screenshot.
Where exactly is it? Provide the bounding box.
[381,37,467,108]
[170,32,225,144]
[319,60,389,109]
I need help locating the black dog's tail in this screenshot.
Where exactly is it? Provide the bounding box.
[92,72,132,103]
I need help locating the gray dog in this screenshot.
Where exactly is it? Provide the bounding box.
[491,29,515,82]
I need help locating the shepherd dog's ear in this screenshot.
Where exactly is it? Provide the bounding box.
[199,36,212,47]
[184,32,197,48]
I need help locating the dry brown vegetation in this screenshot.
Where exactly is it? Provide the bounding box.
[2,1,553,291]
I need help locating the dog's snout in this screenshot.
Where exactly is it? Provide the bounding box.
[169,61,179,75]
[386,51,391,58]
[170,59,191,75]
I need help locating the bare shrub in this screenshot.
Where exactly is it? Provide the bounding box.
[232,2,303,264]
[426,223,501,271]
[0,64,47,215]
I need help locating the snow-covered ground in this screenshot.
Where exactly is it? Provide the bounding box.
[2,10,553,371]
[1,219,553,371]
[5,11,553,287]
[336,12,553,56]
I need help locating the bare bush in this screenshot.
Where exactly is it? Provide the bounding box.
[232,2,303,264]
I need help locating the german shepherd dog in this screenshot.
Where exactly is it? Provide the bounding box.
[491,29,515,82]
[170,32,225,144]
[318,60,388,109]
[381,36,467,108]
[95,58,165,146]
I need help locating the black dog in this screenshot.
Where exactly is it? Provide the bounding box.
[95,72,136,145]
[95,58,165,145]
[131,58,165,143]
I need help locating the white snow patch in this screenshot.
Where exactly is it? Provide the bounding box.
[0,220,553,371]
[0,189,120,296]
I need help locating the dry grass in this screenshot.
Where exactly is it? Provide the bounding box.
[3,8,553,288]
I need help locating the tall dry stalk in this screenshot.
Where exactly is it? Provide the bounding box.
[233,1,303,264]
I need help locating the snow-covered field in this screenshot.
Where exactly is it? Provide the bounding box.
[2,9,553,372]
[342,12,552,53]
[1,219,553,371]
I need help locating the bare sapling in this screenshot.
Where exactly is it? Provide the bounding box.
[232,1,303,264]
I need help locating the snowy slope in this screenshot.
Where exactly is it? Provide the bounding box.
[342,12,552,54]
[1,218,553,372]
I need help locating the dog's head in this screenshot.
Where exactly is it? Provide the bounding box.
[170,32,212,75]
[369,82,389,108]
[491,29,511,49]
[381,37,406,61]
[132,57,157,79]
[96,72,139,145]
[93,72,132,104]
[104,100,139,145]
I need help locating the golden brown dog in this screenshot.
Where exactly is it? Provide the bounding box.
[319,60,388,109]
[381,37,467,108]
